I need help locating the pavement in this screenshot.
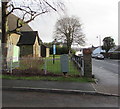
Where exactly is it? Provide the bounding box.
[2,79,119,97]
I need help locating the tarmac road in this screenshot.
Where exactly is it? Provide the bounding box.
[92,59,119,95]
[2,90,118,107]
[92,58,119,74]
[1,58,119,108]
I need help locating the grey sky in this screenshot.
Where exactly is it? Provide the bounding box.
[1,0,118,47]
[29,0,118,47]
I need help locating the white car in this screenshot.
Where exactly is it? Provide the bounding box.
[92,54,98,58]
[95,54,104,59]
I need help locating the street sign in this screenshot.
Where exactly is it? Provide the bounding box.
[53,44,56,55]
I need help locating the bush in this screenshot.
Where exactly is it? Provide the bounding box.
[70,49,76,55]
[109,53,120,59]
[50,46,76,55]
[19,56,44,70]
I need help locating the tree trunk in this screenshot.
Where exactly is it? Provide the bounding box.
[2,2,8,71]
[67,43,71,55]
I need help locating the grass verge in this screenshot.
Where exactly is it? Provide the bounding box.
[1,75,95,83]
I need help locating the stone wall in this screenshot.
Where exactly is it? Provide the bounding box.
[33,36,41,57]
[20,45,33,57]
[83,48,92,78]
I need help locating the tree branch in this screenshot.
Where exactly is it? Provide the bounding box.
[25,10,48,23]
[43,0,57,11]
[8,10,48,34]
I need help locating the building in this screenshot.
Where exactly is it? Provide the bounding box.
[41,44,50,57]
[8,13,33,32]
[0,10,49,62]
[0,9,34,61]
[17,31,41,58]
[7,33,21,62]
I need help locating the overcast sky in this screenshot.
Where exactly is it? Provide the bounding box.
[1,0,118,47]
[28,0,118,47]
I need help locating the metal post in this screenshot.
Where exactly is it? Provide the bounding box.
[10,57,12,74]
[44,59,47,75]
[99,35,101,53]
[97,35,101,53]
[53,44,56,64]
[81,59,84,76]
[53,54,55,64]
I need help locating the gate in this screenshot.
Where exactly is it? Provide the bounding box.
[71,55,84,76]
[72,48,92,78]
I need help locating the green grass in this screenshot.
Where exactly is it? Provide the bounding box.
[45,59,61,74]
[45,55,80,75]
[1,75,94,82]
[1,55,92,82]
[50,55,61,58]
[11,55,80,76]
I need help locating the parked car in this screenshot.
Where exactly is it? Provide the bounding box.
[92,54,98,58]
[95,54,104,59]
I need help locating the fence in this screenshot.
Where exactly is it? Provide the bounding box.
[43,56,81,76]
[2,55,81,77]
[71,55,84,76]
[2,56,43,74]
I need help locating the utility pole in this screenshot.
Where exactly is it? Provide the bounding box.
[97,35,101,53]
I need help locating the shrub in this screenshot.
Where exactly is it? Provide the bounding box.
[109,53,120,59]
[19,56,44,70]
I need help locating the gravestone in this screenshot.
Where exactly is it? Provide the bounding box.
[60,54,69,75]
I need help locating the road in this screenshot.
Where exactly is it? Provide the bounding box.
[2,58,119,107]
[92,58,119,95]
[2,90,118,107]
[92,58,119,75]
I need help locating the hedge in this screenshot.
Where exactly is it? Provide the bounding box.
[109,53,120,59]
[50,46,68,55]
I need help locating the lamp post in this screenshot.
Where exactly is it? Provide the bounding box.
[97,35,101,53]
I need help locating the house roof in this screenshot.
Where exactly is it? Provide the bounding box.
[41,44,50,48]
[17,31,41,46]
[0,8,33,41]
[0,7,33,32]
[8,14,33,31]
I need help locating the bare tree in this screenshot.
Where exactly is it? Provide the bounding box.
[54,16,85,53]
[2,0,65,42]
[1,0,65,69]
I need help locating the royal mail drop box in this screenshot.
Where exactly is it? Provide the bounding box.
[60,54,69,73]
